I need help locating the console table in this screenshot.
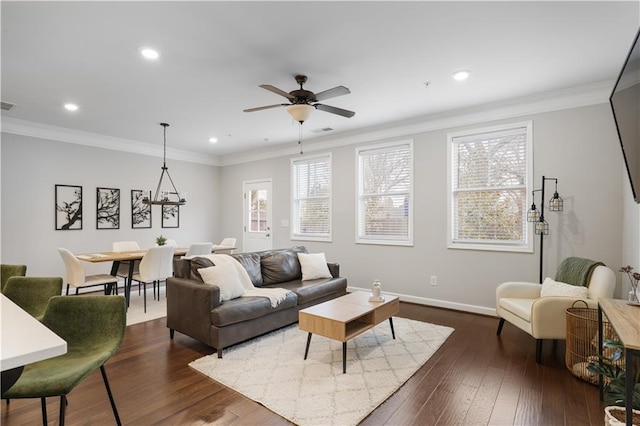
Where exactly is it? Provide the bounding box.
[597,298,640,426]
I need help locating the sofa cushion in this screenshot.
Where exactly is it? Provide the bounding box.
[272,276,347,305]
[297,253,333,280]
[230,252,263,286]
[211,293,298,327]
[261,249,303,285]
[499,298,533,322]
[173,258,192,280]
[190,256,215,282]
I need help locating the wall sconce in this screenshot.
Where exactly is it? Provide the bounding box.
[527,176,563,282]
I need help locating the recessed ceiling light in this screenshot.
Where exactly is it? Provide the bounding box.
[139,47,160,60]
[208,137,218,143]
[64,103,78,111]
[452,70,471,81]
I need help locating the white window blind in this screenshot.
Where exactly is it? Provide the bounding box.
[357,140,413,245]
[448,122,532,251]
[291,154,331,241]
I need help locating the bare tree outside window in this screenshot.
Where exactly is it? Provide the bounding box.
[448,122,532,252]
[55,184,82,230]
[292,154,331,241]
[96,187,120,229]
[357,141,413,245]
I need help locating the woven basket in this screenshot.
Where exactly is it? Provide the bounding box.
[565,301,621,385]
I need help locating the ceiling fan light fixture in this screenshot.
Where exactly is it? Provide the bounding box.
[286,104,315,123]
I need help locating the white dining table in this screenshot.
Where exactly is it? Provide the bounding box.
[0,294,67,372]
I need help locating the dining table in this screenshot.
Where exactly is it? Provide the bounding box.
[1,294,67,393]
[76,245,236,308]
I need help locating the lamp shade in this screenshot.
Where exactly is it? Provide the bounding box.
[286,104,314,123]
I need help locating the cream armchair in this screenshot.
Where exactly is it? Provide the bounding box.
[496,260,615,363]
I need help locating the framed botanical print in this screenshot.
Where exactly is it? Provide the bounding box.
[55,184,83,230]
[162,205,179,228]
[131,190,152,229]
[96,187,120,229]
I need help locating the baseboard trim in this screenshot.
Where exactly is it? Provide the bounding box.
[347,285,498,317]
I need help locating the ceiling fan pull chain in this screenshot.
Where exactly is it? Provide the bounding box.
[298,123,303,155]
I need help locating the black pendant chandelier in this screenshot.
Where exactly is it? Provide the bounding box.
[142,123,186,206]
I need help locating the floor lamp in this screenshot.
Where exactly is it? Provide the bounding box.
[527,176,564,283]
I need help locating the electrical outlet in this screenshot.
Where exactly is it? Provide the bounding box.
[430,275,437,286]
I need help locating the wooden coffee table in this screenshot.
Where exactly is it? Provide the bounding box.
[298,291,399,373]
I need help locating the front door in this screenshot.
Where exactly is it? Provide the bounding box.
[243,179,272,252]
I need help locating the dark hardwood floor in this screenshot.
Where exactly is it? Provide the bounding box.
[1,302,605,425]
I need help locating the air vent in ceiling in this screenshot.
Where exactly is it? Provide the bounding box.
[1,101,16,111]
[309,127,334,134]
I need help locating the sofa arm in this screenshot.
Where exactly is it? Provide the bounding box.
[530,296,595,339]
[496,281,541,302]
[327,262,340,278]
[166,277,220,344]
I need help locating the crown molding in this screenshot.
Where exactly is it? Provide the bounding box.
[0,117,221,166]
[1,80,613,168]
[218,79,614,166]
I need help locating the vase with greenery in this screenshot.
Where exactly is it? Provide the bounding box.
[156,235,167,246]
[587,339,640,424]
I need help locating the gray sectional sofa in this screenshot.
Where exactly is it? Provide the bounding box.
[166,246,347,357]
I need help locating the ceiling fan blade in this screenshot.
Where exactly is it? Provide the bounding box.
[314,86,350,101]
[259,84,296,100]
[243,104,285,113]
[315,103,355,118]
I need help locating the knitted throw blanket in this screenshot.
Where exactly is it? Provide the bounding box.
[207,254,291,307]
[555,257,604,287]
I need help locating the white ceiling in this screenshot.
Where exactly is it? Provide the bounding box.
[1,1,639,162]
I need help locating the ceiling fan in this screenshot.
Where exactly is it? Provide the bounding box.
[244,75,355,123]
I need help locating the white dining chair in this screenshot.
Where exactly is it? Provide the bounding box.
[215,238,237,254]
[185,242,213,257]
[112,241,141,294]
[58,248,119,295]
[130,246,174,312]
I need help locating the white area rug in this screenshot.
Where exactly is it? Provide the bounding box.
[189,317,454,426]
[125,286,167,326]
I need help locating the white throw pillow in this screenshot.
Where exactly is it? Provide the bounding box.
[297,253,332,281]
[198,265,246,302]
[540,277,588,298]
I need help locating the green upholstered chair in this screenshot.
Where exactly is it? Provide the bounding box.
[2,295,126,425]
[1,264,27,293]
[2,276,63,320]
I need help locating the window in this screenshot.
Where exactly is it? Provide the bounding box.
[356,140,413,245]
[291,154,332,241]
[448,122,533,252]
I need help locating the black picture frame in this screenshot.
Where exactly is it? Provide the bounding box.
[55,184,83,230]
[96,187,120,229]
[131,190,152,229]
[162,205,179,228]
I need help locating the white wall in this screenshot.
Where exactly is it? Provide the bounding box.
[1,133,220,278]
[221,103,624,313]
[1,102,630,313]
